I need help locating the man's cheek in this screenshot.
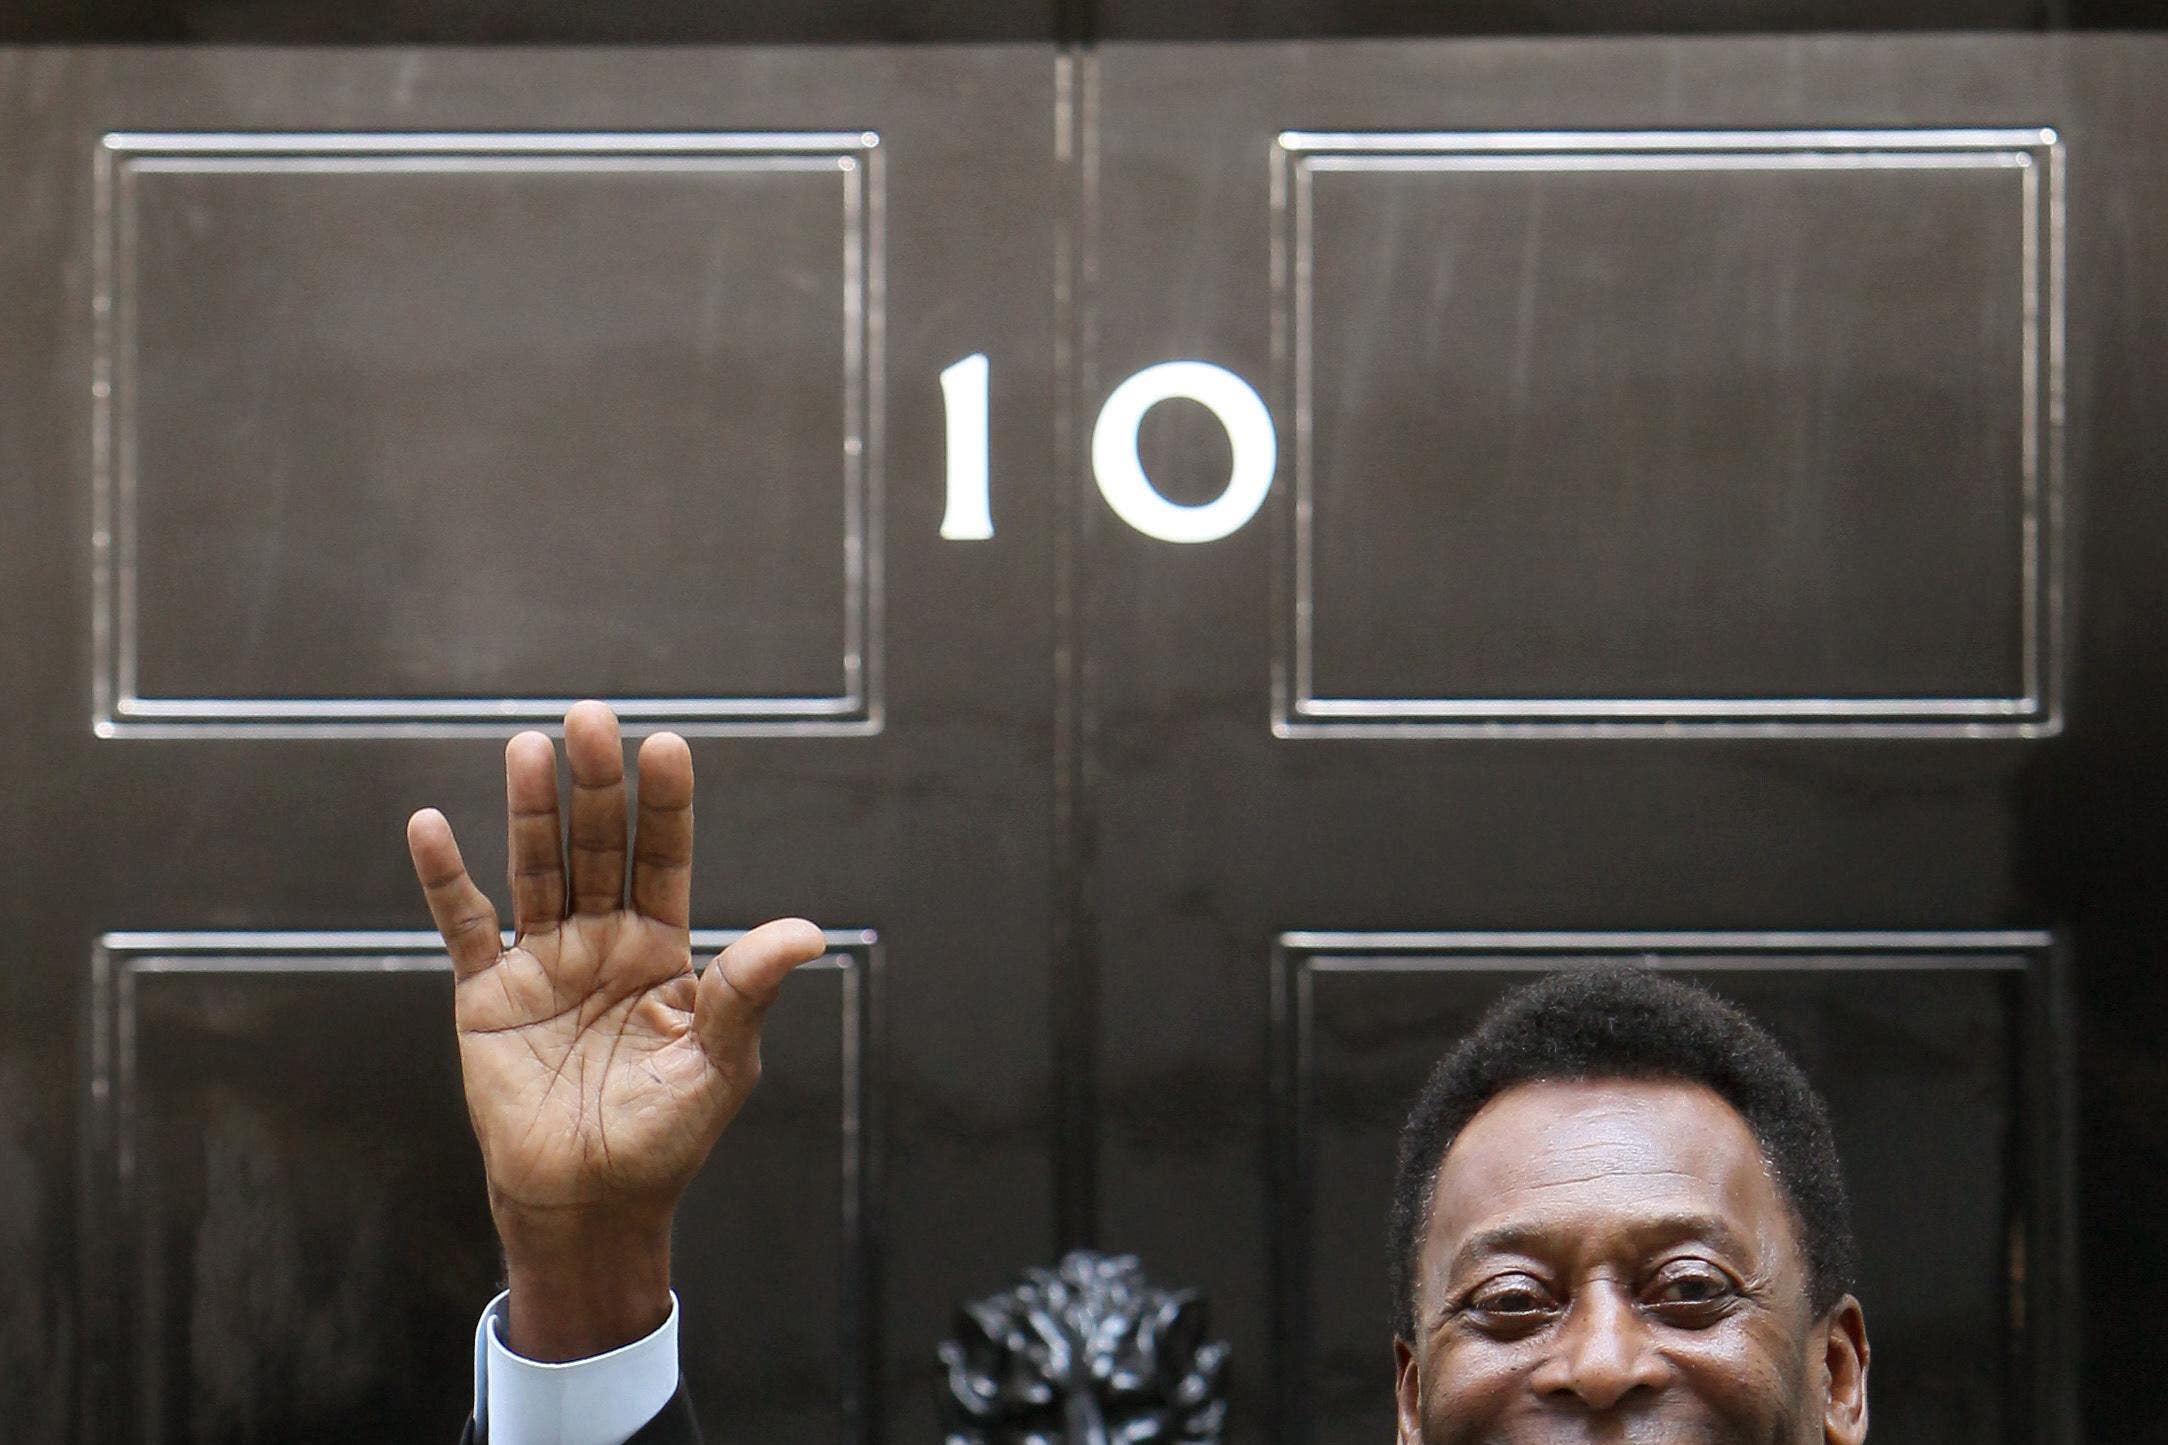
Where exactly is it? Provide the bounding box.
[1667,1334,1813,1444]
[1416,1346,1522,1445]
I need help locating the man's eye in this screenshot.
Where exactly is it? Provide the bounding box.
[1646,1262,1738,1310]
[1468,1276,1555,1315]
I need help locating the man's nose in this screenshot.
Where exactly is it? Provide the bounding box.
[1529,1284,1673,1411]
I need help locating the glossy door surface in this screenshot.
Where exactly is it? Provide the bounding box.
[4,36,2167,1445]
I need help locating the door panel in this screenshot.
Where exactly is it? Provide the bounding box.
[97,944,491,1445]
[1282,132,2049,725]
[84,933,872,1445]
[106,134,875,726]
[1281,935,2064,1445]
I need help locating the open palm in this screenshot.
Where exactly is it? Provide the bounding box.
[407,700,825,1236]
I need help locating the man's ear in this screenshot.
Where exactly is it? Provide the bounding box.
[1393,1337,1422,1445]
[1818,1294,1869,1445]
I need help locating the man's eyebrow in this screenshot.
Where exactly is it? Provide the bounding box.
[1444,1212,1755,1280]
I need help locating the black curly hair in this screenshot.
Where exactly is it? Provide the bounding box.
[1387,964,1857,1343]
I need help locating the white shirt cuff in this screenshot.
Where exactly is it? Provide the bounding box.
[472,1290,680,1445]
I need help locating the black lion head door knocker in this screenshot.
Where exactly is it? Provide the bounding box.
[939,1250,1230,1444]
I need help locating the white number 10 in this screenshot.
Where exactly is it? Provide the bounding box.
[940,353,1277,545]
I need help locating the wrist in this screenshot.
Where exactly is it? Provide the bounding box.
[494,1203,675,1362]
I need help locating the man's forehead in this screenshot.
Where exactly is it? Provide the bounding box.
[1425,1077,1791,1262]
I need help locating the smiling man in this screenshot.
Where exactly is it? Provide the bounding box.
[1387,968,1871,1445]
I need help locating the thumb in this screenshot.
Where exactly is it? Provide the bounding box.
[694,918,828,1073]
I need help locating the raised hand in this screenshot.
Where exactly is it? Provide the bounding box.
[406,699,825,1359]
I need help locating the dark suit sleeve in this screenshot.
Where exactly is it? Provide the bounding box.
[459,1381,702,1444]
[630,1386,702,1444]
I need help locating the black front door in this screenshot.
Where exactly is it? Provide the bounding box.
[3,34,2166,1445]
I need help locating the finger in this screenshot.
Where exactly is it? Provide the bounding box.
[505,731,565,935]
[406,808,503,980]
[563,700,628,915]
[694,918,828,1067]
[631,731,694,929]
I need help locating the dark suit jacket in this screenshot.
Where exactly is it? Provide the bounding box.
[460,1382,701,1444]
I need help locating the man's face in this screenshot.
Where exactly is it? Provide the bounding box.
[1394,1078,1868,1445]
